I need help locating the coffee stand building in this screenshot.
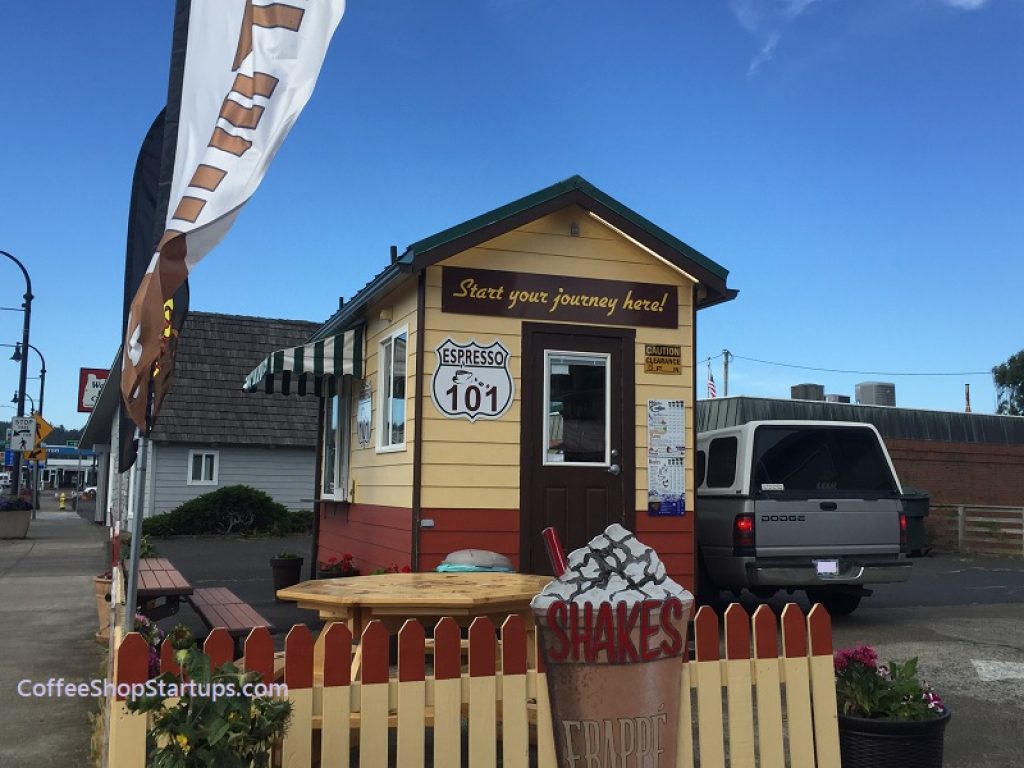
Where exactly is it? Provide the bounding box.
[244,176,736,589]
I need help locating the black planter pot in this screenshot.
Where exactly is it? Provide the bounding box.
[838,710,951,768]
[270,557,304,597]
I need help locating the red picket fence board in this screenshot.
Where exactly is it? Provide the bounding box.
[781,603,808,658]
[398,620,426,683]
[433,617,462,681]
[752,605,779,659]
[115,633,149,701]
[469,617,496,678]
[160,639,180,676]
[284,624,314,690]
[694,605,720,662]
[500,615,527,676]
[321,622,352,688]
[724,603,751,660]
[204,628,233,669]
[360,621,389,685]
[807,604,833,657]
[244,627,275,684]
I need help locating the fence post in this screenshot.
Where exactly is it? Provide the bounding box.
[957,506,966,552]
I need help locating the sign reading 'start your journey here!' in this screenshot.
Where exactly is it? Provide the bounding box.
[431,338,514,421]
[441,266,679,329]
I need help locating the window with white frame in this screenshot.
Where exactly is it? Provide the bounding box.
[187,450,219,485]
[378,328,407,451]
[321,378,353,500]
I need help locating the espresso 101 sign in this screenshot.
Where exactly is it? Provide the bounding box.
[431,338,514,421]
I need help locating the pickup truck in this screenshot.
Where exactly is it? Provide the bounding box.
[694,420,912,616]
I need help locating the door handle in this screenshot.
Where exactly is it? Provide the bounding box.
[820,502,838,511]
[607,464,621,476]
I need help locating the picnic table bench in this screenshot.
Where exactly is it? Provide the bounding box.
[136,558,193,621]
[187,586,276,657]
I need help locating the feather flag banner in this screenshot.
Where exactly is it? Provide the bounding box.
[121,0,347,433]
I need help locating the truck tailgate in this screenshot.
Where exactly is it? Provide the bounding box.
[753,498,902,557]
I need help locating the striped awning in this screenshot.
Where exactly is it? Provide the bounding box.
[243,327,363,396]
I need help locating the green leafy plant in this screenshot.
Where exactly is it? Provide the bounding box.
[142,485,293,537]
[834,645,945,721]
[126,626,292,768]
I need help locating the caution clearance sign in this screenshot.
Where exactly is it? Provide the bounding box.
[644,344,682,375]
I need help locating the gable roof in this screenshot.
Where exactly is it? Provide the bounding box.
[147,312,321,448]
[313,175,737,340]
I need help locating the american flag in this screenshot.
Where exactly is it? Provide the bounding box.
[707,361,717,398]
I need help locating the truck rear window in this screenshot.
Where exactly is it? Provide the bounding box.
[752,426,898,496]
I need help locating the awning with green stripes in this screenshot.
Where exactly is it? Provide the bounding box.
[242,327,364,396]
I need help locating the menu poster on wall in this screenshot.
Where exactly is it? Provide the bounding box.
[647,399,685,516]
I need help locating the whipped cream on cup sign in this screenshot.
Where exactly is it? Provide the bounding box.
[531,524,693,664]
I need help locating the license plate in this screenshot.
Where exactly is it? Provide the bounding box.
[815,559,839,576]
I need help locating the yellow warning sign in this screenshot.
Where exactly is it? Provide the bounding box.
[33,412,53,443]
[23,447,46,461]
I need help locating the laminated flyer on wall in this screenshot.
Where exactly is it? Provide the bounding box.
[647,399,685,515]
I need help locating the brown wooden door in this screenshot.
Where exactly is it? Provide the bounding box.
[520,323,635,574]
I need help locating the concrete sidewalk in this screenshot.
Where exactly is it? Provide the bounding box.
[0,497,108,768]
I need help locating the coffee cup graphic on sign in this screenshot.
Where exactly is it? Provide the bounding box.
[532,524,693,767]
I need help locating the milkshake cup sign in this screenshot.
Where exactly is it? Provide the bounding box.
[531,524,693,767]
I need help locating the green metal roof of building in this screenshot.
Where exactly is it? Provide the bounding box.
[697,396,1024,445]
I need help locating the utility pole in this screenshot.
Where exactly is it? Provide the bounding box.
[722,349,732,397]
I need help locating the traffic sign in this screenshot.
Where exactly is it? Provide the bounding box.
[23,447,47,461]
[33,412,53,443]
[11,417,34,451]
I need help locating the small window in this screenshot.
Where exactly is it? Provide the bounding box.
[187,450,218,485]
[322,379,353,500]
[706,437,738,488]
[696,450,707,488]
[543,351,610,465]
[378,328,408,451]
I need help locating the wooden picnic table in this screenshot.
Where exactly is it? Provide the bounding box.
[278,572,551,679]
[136,557,193,620]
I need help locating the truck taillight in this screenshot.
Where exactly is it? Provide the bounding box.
[899,513,908,553]
[733,514,755,555]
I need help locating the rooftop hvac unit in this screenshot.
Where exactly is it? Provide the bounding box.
[791,383,825,401]
[825,394,851,403]
[855,381,896,407]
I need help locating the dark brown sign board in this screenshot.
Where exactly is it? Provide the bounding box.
[441,266,678,329]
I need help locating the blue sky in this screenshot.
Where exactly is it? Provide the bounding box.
[2,0,1021,430]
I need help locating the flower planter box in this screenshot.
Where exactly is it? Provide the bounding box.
[316,570,360,580]
[838,710,951,768]
[0,509,31,539]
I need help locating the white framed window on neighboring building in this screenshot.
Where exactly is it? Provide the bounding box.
[321,377,353,501]
[378,327,408,452]
[187,450,219,485]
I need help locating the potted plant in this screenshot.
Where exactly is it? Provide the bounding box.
[127,625,292,767]
[0,493,33,539]
[269,551,304,595]
[834,644,950,768]
[316,553,359,579]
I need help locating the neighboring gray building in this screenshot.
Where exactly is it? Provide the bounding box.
[80,312,320,522]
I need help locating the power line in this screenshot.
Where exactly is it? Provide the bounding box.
[729,354,991,377]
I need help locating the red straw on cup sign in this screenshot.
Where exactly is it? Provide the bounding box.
[542,527,568,577]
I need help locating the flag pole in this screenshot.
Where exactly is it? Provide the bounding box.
[124,367,155,623]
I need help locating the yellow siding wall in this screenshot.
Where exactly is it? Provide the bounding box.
[421,205,695,514]
[348,279,419,509]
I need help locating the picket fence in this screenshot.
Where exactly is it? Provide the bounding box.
[106,603,840,768]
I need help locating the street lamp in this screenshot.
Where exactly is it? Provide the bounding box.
[12,390,35,412]
[9,343,45,416]
[1,249,32,497]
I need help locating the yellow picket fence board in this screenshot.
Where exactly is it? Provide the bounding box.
[808,606,842,768]
[782,604,817,768]
[752,606,787,768]
[676,663,695,768]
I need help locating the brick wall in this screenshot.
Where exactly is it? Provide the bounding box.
[885,438,1024,507]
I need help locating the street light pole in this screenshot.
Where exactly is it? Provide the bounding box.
[11,343,45,416]
[1,250,32,498]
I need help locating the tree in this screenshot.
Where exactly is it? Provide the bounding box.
[992,349,1024,416]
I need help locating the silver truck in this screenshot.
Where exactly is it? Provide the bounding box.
[695,420,912,616]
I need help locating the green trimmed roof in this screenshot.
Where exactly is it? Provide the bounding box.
[314,175,736,340]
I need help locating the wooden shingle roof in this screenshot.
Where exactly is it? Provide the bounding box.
[150,312,320,448]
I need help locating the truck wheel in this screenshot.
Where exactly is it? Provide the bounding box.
[696,551,720,608]
[806,589,862,617]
